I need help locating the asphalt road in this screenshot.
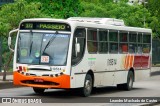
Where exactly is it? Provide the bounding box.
[0,75,160,106]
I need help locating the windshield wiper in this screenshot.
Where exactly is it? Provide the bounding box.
[42,31,58,55]
[29,30,33,56]
[29,41,33,56]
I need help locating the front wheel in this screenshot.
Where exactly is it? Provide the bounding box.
[33,87,45,94]
[80,74,93,97]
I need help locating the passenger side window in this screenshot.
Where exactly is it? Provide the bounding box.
[137,33,143,54]
[109,31,118,53]
[143,34,151,53]
[129,33,137,53]
[87,29,98,53]
[119,32,128,53]
[99,30,108,53]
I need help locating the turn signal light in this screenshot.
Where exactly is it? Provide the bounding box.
[17,66,23,73]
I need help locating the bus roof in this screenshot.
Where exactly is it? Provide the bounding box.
[20,18,152,33]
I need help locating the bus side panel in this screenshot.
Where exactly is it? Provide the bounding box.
[70,54,91,88]
[92,54,115,86]
[114,71,128,85]
[70,73,86,88]
[113,54,128,85]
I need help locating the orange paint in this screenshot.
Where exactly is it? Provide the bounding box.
[23,67,27,72]
[13,71,70,89]
[124,55,127,69]
[129,55,134,67]
[128,55,132,68]
[125,55,130,69]
[124,54,134,70]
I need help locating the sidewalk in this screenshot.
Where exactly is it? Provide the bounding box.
[0,72,14,89]
[0,72,13,81]
[0,75,13,81]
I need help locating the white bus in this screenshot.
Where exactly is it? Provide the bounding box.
[8,17,152,97]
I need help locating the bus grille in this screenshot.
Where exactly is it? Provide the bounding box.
[21,80,59,86]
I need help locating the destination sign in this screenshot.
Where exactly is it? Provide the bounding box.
[20,22,71,31]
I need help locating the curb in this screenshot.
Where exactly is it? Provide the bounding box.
[0,81,22,89]
[0,72,13,76]
[151,71,160,76]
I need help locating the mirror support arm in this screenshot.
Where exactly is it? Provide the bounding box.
[8,29,18,52]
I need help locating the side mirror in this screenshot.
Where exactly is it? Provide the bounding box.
[8,37,11,46]
[8,29,18,52]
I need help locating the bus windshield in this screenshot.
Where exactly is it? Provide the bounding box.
[17,32,70,66]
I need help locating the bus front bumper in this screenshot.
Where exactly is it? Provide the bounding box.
[13,71,70,89]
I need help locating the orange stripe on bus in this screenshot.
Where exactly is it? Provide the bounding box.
[124,55,128,69]
[126,55,130,69]
[129,55,134,68]
[124,55,127,69]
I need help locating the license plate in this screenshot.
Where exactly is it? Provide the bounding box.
[34,78,44,82]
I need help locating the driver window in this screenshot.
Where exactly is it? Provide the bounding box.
[71,28,86,65]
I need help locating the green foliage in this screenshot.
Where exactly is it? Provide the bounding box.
[0,0,84,71]
[147,0,160,38]
[147,0,160,17]
[80,0,112,3]
[0,0,45,37]
[80,1,159,37]
[0,0,46,69]
[26,0,83,18]
[0,0,160,72]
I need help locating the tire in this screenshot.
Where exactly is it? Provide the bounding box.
[117,84,124,90]
[80,74,93,97]
[124,71,134,90]
[33,87,45,94]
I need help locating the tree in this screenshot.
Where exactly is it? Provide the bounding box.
[147,0,160,38]
[26,0,83,18]
[0,0,46,80]
[80,1,158,37]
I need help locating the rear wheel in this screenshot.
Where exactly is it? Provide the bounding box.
[33,87,45,94]
[117,71,134,90]
[124,71,134,90]
[80,74,93,97]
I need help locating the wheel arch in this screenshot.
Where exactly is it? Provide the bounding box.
[86,70,94,86]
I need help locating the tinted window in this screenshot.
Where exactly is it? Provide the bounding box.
[143,34,151,43]
[129,44,137,53]
[109,31,118,42]
[120,32,128,42]
[119,32,128,53]
[142,44,150,53]
[87,29,98,53]
[142,34,151,53]
[138,33,142,43]
[129,33,137,42]
[99,30,108,53]
[109,31,118,53]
